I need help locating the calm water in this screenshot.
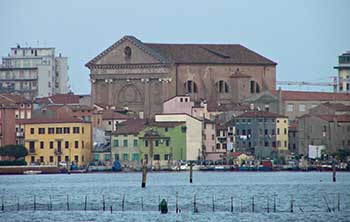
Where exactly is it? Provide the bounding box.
[0,172,350,221]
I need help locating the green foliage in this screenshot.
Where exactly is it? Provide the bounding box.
[0,159,27,166]
[0,145,28,159]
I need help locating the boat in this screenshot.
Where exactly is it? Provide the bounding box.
[23,170,42,175]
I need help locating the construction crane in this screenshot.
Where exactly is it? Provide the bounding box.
[277,76,338,92]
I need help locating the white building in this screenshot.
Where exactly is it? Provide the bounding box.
[0,45,69,99]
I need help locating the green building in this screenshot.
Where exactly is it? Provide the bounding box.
[139,121,187,168]
[111,119,146,168]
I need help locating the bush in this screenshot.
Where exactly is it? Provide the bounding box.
[0,159,27,166]
[0,145,28,159]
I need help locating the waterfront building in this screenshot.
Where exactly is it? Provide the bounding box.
[87,35,277,117]
[0,101,16,147]
[309,102,350,115]
[334,51,350,93]
[111,119,146,167]
[0,46,69,99]
[297,114,350,156]
[202,119,217,160]
[155,113,203,160]
[0,94,32,145]
[139,121,187,168]
[235,111,288,158]
[91,143,111,164]
[20,117,92,167]
[288,122,298,154]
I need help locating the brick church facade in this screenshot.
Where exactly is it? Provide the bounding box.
[86,36,277,117]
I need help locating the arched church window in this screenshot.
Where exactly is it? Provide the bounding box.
[250,80,261,94]
[216,80,229,93]
[184,80,198,93]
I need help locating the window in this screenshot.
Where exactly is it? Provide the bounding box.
[75,141,79,148]
[284,128,287,135]
[284,141,287,147]
[145,140,149,147]
[133,139,138,147]
[250,80,260,93]
[165,127,168,132]
[271,129,275,135]
[56,128,63,134]
[49,156,54,163]
[222,143,227,149]
[29,141,35,153]
[115,154,119,160]
[211,134,215,140]
[73,127,80,134]
[30,128,35,134]
[264,129,268,135]
[63,127,70,134]
[155,140,159,147]
[154,154,160,161]
[50,141,54,149]
[82,141,84,149]
[123,140,128,147]
[277,128,280,135]
[123,153,129,161]
[40,156,44,162]
[164,154,170,160]
[31,156,35,162]
[114,140,119,147]
[48,128,54,134]
[299,104,306,112]
[40,141,44,149]
[65,141,69,149]
[181,126,187,133]
[65,156,69,162]
[165,140,170,146]
[74,155,79,162]
[264,141,269,147]
[216,143,220,149]
[184,80,198,93]
[104,154,110,161]
[82,127,84,134]
[287,104,294,112]
[216,80,229,93]
[180,98,183,102]
[132,153,139,161]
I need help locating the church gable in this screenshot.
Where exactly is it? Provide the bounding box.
[86,36,168,67]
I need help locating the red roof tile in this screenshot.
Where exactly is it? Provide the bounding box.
[113,119,147,135]
[101,110,133,120]
[280,90,350,101]
[317,114,350,122]
[238,111,287,118]
[0,94,30,104]
[17,117,87,124]
[35,94,81,105]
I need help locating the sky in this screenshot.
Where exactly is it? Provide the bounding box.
[0,0,349,94]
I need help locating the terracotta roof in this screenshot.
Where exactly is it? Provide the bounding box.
[207,102,249,112]
[147,121,185,128]
[279,90,350,101]
[86,35,277,67]
[113,119,147,135]
[321,102,350,112]
[238,111,287,118]
[17,117,88,124]
[145,43,276,65]
[317,115,350,122]
[0,94,31,104]
[101,110,133,120]
[35,94,81,105]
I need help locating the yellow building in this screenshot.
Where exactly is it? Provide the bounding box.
[276,117,289,151]
[21,118,92,167]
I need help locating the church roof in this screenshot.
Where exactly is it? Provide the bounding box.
[86,35,277,67]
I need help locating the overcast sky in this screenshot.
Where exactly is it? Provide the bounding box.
[1,0,349,94]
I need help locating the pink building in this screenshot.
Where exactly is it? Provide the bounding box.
[163,95,193,115]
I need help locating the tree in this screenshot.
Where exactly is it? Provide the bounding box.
[333,149,350,162]
[0,145,28,160]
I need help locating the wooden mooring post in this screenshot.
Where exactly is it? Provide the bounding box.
[122,194,125,212]
[267,197,270,213]
[66,195,69,211]
[212,195,215,212]
[176,192,179,213]
[141,197,144,211]
[273,194,276,213]
[1,196,4,212]
[84,195,87,211]
[337,193,340,211]
[252,196,255,212]
[34,195,36,211]
[189,162,193,184]
[290,195,294,213]
[193,194,198,213]
[332,161,336,182]
[110,205,113,214]
[141,164,147,188]
[102,195,105,211]
[17,197,19,211]
[230,196,233,213]
[49,195,52,211]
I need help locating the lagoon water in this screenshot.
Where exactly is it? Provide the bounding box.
[0,172,350,221]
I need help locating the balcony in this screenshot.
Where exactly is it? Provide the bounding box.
[29,148,36,154]
[54,148,62,155]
